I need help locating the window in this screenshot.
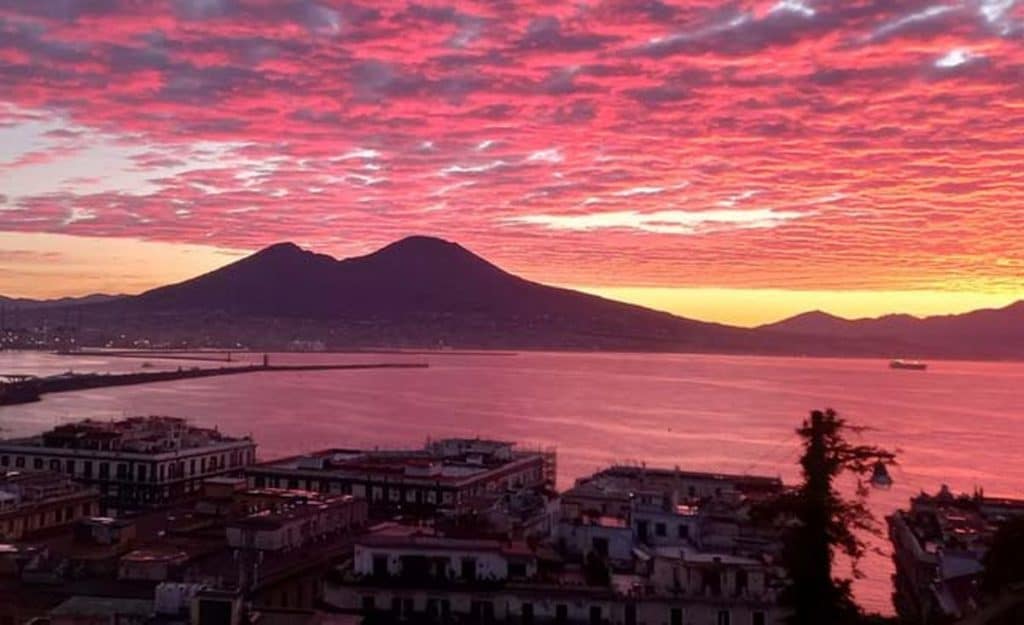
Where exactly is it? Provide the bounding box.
[522,602,534,625]
[99,463,110,479]
[592,537,609,557]
[190,459,196,475]
[736,569,749,596]
[717,610,731,625]
[372,555,388,577]
[589,605,602,625]
[556,604,568,625]
[1,455,8,467]
[461,557,477,581]
[84,461,93,478]
[752,612,766,625]
[509,562,527,578]
[655,522,666,537]
[15,456,24,468]
[33,458,43,469]
[625,604,636,625]
[678,524,689,539]
[361,596,375,612]
[670,608,683,625]
[470,600,494,624]
[49,459,60,471]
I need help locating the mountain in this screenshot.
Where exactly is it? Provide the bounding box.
[135,236,711,319]
[12,236,1023,358]
[761,302,1024,359]
[101,236,765,352]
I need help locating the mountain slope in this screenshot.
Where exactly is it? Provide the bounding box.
[135,236,715,323]
[118,236,759,351]
[30,236,1024,358]
[761,302,1024,359]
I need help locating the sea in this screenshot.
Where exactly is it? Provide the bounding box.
[2,349,1023,614]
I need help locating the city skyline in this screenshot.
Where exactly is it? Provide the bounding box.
[2,1,1023,325]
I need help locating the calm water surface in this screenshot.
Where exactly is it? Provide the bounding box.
[2,350,1023,614]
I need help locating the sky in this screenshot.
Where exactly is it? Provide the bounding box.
[1,0,1023,326]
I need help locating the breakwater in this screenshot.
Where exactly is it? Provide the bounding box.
[0,362,428,406]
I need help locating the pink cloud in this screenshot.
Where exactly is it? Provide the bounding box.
[0,0,1021,292]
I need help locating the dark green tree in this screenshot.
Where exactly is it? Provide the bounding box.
[767,409,896,625]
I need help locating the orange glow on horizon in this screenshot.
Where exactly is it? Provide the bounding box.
[1,233,1017,328]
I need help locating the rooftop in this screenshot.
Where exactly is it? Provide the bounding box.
[899,486,1024,552]
[230,494,358,530]
[563,465,783,510]
[49,595,154,617]
[1,415,252,454]
[0,470,97,506]
[253,437,545,485]
[593,465,783,493]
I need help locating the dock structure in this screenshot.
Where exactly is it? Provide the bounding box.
[0,361,428,406]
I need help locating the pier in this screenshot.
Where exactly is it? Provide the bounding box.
[0,361,428,406]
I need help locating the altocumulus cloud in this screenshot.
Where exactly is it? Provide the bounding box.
[505,208,811,235]
[0,0,1022,291]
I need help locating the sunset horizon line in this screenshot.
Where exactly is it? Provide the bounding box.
[1,233,1019,329]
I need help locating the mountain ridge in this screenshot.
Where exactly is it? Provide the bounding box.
[6,236,1022,359]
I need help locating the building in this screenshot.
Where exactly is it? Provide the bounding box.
[0,470,100,540]
[0,416,257,511]
[554,465,786,624]
[226,493,368,552]
[325,523,780,625]
[889,485,1024,624]
[245,438,555,517]
[324,462,786,625]
[558,465,784,562]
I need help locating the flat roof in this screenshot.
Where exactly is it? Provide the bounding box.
[50,596,154,617]
[230,495,357,530]
[251,443,544,486]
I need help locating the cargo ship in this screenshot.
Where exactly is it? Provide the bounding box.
[890,359,928,371]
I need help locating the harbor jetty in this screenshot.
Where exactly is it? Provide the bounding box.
[0,360,428,406]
